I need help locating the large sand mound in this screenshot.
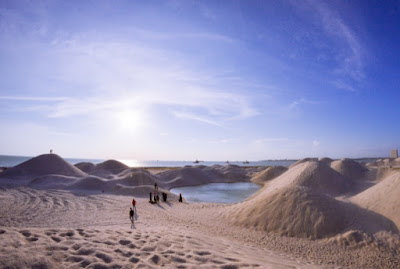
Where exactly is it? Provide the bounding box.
[0,154,85,180]
[263,160,351,196]
[223,160,398,239]
[226,185,398,239]
[289,158,318,168]
[352,170,400,229]
[227,186,348,239]
[251,166,288,184]
[318,157,334,166]
[330,158,368,180]
[158,165,249,189]
[114,169,159,187]
[74,162,95,173]
[90,160,129,177]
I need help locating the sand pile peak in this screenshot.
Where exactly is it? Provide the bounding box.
[226,186,348,239]
[86,160,130,178]
[289,158,318,168]
[251,166,287,184]
[114,169,159,187]
[0,154,85,180]
[74,162,95,173]
[318,157,334,165]
[158,165,249,189]
[266,160,351,196]
[330,158,367,180]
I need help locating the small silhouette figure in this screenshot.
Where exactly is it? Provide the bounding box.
[132,198,136,213]
[50,149,53,154]
[179,193,183,203]
[129,207,134,225]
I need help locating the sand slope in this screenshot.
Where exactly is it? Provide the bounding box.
[330,158,368,180]
[251,166,287,184]
[0,154,85,181]
[225,159,398,239]
[352,170,400,229]
[158,164,249,189]
[0,189,319,269]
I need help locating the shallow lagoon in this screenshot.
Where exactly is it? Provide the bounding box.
[170,182,261,204]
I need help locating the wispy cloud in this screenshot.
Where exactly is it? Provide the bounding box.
[288,98,318,110]
[312,1,364,81]
[172,110,223,127]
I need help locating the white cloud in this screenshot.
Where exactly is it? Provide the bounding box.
[172,110,222,127]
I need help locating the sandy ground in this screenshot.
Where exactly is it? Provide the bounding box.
[0,188,319,269]
[0,187,399,268]
[1,155,400,268]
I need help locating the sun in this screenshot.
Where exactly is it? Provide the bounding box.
[116,109,143,131]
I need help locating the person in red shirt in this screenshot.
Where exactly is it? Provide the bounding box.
[132,198,136,213]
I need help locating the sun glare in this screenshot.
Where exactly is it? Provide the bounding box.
[116,109,143,131]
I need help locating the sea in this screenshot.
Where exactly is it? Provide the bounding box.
[0,155,297,168]
[0,155,379,168]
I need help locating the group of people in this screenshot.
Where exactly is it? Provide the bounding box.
[129,183,185,226]
[149,183,169,204]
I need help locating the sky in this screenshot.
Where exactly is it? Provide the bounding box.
[0,0,399,161]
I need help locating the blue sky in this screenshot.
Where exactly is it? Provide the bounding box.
[0,0,399,161]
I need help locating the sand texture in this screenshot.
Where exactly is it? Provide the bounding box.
[1,154,400,268]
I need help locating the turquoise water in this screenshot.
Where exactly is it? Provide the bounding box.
[170,182,261,204]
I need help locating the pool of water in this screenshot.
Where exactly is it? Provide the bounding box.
[170,182,261,204]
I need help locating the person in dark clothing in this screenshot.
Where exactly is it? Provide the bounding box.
[149,192,152,202]
[179,193,183,203]
[129,207,134,224]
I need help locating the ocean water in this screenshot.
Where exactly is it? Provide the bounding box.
[0,155,296,168]
[170,182,261,204]
[0,155,380,168]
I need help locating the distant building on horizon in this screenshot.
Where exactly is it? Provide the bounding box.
[390,149,398,158]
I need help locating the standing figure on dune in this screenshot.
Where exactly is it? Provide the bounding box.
[132,198,136,213]
[179,193,183,203]
[129,207,134,225]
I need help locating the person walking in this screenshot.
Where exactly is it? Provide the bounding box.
[179,193,183,203]
[129,207,134,225]
[132,198,136,213]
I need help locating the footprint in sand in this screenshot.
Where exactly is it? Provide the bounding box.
[19,230,31,237]
[118,239,131,246]
[51,236,61,243]
[95,252,113,263]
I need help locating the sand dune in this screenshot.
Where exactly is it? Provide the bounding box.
[352,170,400,229]
[260,160,351,196]
[318,157,333,166]
[226,185,397,239]
[224,159,398,240]
[74,162,95,173]
[0,154,85,181]
[251,166,287,184]
[158,164,249,189]
[330,158,368,180]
